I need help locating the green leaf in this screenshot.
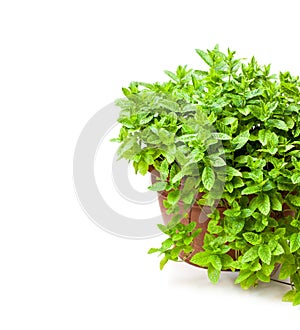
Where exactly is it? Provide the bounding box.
[161,238,173,251]
[293,292,300,306]
[176,133,197,142]
[207,221,223,234]
[158,128,174,145]
[209,155,227,167]
[261,263,275,276]
[291,273,300,290]
[148,181,167,191]
[252,213,268,232]
[225,182,234,193]
[245,88,263,99]
[282,290,296,303]
[170,246,182,259]
[192,229,202,239]
[242,246,259,263]
[258,245,272,265]
[225,219,245,235]
[235,269,253,284]
[273,243,284,256]
[257,193,270,215]
[240,274,258,289]
[209,255,222,271]
[183,236,193,245]
[243,232,261,245]
[157,223,167,233]
[220,254,234,269]
[211,132,232,140]
[172,233,183,241]
[159,159,169,181]
[207,264,220,284]
[121,87,132,97]
[139,115,153,125]
[256,270,270,283]
[238,107,250,116]
[270,194,282,211]
[138,160,149,175]
[240,208,253,218]
[183,246,193,254]
[290,233,300,253]
[223,209,241,217]
[160,256,169,270]
[248,104,267,120]
[232,177,244,188]
[241,185,261,195]
[143,152,154,165]
[148,248,159,254]
[221,117,237,125]
[249,260,262,272]
[195,49,213,66]
[190,251,210,267]
[171,171,184,184]
[267,119,289,131]
[231,130,250,150]
[289,195,300,207]
[258,129,267,146]
[226,166,242,177]
[268,239,277,251]
[279,263,297,280]
[186,222,197,232]
[274,228,286,238]
[291,173,300,184]
[167,190,180,205]
[291,220,300,228]
[164,70,179,82]
[202,166,215,191]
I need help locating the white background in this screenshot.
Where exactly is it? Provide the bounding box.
[1,0,300,329]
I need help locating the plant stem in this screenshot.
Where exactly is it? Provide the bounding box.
[270,278,293,287]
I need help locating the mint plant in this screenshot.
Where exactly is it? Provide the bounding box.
[113,46,300,306]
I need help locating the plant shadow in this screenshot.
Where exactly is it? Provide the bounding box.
[166,261,297,307]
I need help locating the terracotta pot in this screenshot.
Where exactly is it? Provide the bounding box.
[149,167,237,268]
[149,166,294,269]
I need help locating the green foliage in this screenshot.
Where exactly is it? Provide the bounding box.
[114,45,300,306]
[148,221,201,269]
[202,166,215,190]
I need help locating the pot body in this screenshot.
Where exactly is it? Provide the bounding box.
[150,167,237,267]
[156,190,238,266]
[150,167,294,269]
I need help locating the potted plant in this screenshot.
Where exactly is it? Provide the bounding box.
[113,45,300,306]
